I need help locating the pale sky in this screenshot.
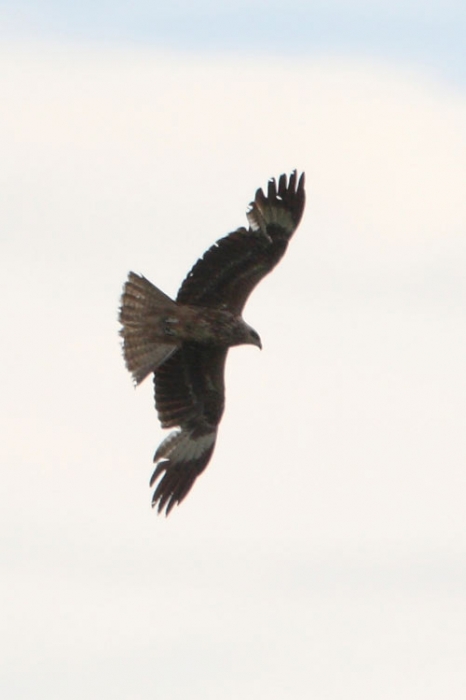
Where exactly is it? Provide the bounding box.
[1,0,466,83]
[2,4,466,699]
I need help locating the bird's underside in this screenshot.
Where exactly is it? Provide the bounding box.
[119,170,305,514]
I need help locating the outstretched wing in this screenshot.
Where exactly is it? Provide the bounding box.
[176,171,305,313]
[150,345,227,515]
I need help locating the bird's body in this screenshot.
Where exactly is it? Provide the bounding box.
[119,171,305,514]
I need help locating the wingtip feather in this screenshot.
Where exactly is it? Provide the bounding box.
[149,428,217,515]
[247,170,305,238]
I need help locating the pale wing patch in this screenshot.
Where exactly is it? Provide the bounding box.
[153,428,182,461]
[262,205,296,231]
[154,428,216,464]
[247,202,295,235]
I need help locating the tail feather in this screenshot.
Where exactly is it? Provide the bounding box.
[119,272,180,384]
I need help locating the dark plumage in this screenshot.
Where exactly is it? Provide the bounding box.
[119,171,305,514]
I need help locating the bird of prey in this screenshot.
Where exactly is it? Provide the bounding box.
[119,171,305,514]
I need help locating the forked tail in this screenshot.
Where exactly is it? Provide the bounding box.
[119,272,180,384]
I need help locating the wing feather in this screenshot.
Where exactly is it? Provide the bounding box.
[176,171,305,313]
[150,346,227,514]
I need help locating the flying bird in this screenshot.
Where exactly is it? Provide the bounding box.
[119,171,305,514]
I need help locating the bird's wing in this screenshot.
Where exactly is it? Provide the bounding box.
[176,171,305,313]
[150,345,227,514]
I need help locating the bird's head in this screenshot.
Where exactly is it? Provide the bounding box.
[243,322,262,350]
[221,314,262,350]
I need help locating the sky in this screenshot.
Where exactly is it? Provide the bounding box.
[1,1,466,84]
[1,2,466,699]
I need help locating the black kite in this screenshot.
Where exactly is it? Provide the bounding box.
[119,171,305,514]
